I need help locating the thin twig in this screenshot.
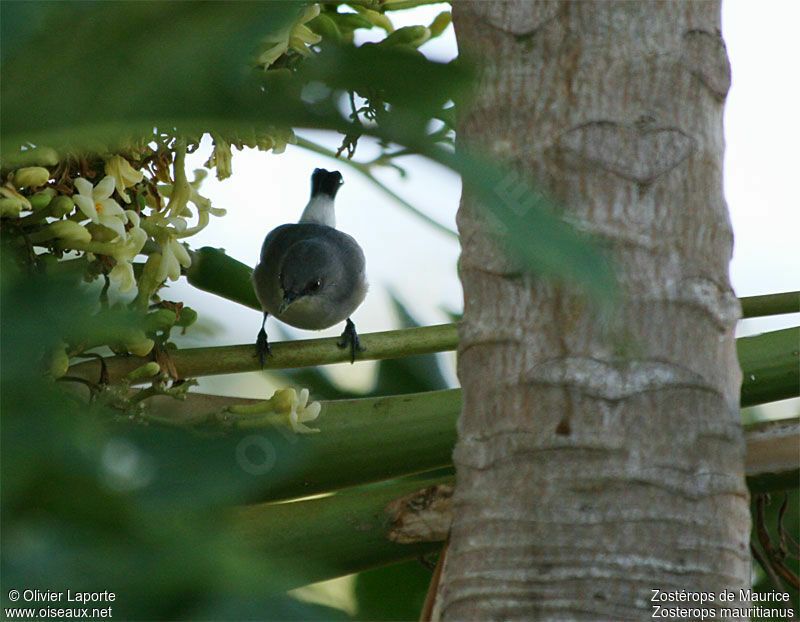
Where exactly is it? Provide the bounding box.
[295,135,458,239]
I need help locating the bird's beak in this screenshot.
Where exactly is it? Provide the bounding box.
[279,291,300,315]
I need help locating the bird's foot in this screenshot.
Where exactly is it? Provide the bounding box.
[256,327,271,369]
[337,318,365,364]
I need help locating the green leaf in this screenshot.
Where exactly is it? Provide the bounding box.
[354,559,435,621]
[428,146,619,304]
[1,1,300,155]
[738,327,800,407]
[371,291,450,395]
[0,250,324,619]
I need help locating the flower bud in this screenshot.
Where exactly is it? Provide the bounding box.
[0,197,25,217]
[125,361,162,382]
[49,346,70,379]
[145,308,178,333]
[48,220,92,244]
[30,188,57,211]
[382,25,430,48]
[123,329,155,357]
[176,307,198,328]
[50,195,75,218]
[308,13,341,41]
[357,8,394,32]
[428,11,452,38]
[7,147,59,168]
[86,222,119,243]
[13,166,51,189]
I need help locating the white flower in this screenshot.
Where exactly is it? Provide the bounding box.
[124,209,140,227]
[156,236,191,283]
[73,176,127,239]
[105,156,144,204]
[225,387,322,434]
[286,388,322,434]
[109,226,148,293]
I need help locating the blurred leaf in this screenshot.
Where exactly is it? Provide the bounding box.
[428,146,619,304]
[0,2,470,158]
[354,558,436,621]
[1,1,299,154]
[0,248,319,619]
[371,290,450,396]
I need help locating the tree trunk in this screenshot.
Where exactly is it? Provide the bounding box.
[445,1,749,619]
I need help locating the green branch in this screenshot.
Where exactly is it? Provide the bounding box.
[225,472,450,594]
[141,387,797,504]
[65,323,459,384]
[740,291,800,318]
[186,246,260,310]
[142,389,460,502]
[738,327,800,407]
[66,324,798,408]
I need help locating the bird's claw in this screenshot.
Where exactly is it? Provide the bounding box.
[337,318,365,364]
[256,327,271,369]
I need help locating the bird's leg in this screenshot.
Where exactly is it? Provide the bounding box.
[256,312,271,368]
[337,318,365,364]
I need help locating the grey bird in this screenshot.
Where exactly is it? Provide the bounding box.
[253,168,367,366]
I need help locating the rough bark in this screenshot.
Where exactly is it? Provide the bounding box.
[445,1,749,619]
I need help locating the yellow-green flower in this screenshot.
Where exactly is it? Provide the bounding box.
[105,155,144,204]
[13,166,51,189]
[157,170,224,237]
[0,197,25,217]
[47,220,92,244]
[256,4,322,68]
[109,220,148,293]
[0,183,32,216]
[74,176,127,239]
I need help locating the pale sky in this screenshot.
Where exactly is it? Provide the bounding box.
[167,1,799,400]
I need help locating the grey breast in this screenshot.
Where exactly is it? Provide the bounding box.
[253,223,367,330]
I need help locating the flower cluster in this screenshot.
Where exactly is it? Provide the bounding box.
[1,143,224,364]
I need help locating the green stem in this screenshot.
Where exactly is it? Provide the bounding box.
[225,472,450,593]
[66,323,460,383]
[133,384,797,506]
[740,291,800,318]
[185,246,260,310]
[738,327,800,408]
[142,388,460,502]
[65,324,798,408]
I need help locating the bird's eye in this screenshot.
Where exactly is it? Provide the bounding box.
[308,278,322,292]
